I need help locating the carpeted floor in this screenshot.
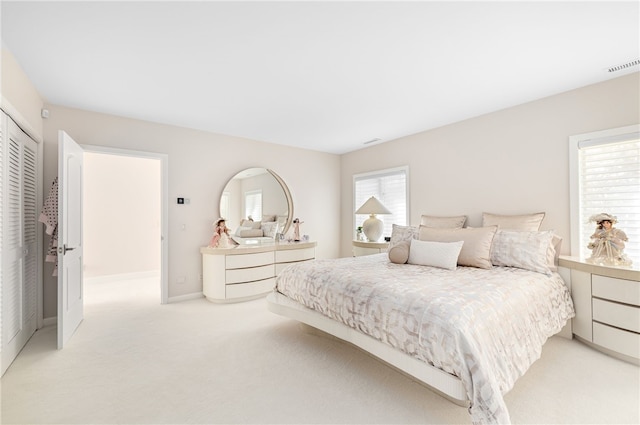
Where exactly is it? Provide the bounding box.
[1,276,639,424]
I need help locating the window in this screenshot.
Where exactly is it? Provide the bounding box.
[244,189,262,221]
[570,125,640,261]
[354,166,408,238]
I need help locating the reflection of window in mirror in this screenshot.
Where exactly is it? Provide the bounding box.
[245,190,262,220]
[220,191,230,221]
[220,168,293,234]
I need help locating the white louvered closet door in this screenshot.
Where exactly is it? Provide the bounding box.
[1,113,38,376]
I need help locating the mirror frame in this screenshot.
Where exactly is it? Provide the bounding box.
[266,169,294,234]
[220,168,294,235]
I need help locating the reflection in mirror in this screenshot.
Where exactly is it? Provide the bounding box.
[220,168,293,244]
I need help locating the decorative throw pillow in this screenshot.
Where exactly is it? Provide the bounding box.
[419,225,497,269]
[388,240,410,264]
[240,219,262,229]
[388,224,419,250]
[262,214,277,222]
[550,233,563,270]
[490,230,555,275]
[481,212,545,231]
[408,239,464,271]
[238,228,263,238]
[420,214,467,229]
[261,221,279,238]
[235,226,252,236]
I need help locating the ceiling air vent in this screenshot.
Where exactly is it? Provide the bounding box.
[364,138,381,145]
[607,59,640,73]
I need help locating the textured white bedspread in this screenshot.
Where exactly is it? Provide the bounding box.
[275,254,575,424]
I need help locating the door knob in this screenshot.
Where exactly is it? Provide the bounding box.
[58,245,76,255]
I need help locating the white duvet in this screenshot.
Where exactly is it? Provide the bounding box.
[275,254,575,424]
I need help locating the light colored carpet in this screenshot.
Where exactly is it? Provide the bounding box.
[1,276,639,424]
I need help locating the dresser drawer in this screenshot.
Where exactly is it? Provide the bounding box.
[226,264,275,284]
[276,247,315,263]
[593,322,640,359]
[226,278,276,299]
[592,275,640,307]
[593,298,640,333]
[226,251,274,269]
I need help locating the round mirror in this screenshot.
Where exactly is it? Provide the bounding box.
[220,168,293,242]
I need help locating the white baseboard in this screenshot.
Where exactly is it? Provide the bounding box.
[43,317,57,327]
[84,270,160,285]
[41,283,199,324]
[167,292,204,303]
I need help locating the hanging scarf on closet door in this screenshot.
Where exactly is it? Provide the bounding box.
[39,177,58,276]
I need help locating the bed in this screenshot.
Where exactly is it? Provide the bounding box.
[267,218,575,425]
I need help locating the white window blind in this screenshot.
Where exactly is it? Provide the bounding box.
[577,134,640,260]
[244,190,262,221]
[354,167,408,238]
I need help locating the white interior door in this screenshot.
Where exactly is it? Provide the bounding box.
[57,131,84,349]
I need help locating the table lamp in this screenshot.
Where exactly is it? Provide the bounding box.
[355,196,392,242]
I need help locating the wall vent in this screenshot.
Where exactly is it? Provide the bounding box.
[607,59,640,73]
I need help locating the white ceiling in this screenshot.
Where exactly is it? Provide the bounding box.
[2,1,639,154]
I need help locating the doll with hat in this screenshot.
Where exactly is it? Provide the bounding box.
[586,213,632,266]
[208,218,233,248]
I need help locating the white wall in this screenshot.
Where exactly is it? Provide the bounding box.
[1,47,45,334]
[41,105,341,318]
[0,47,44,142]
[83,152,161,278]
[6,40,638,321]
[340,72,640,257]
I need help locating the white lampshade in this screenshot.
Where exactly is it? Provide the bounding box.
[355,196,392,242]
[355,196,392,215]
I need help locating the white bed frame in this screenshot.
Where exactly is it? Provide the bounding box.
[267,278,573,406]
[266,291,469,405]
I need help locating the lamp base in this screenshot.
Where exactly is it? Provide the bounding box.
[362,214,383,242]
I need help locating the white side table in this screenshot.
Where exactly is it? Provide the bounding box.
[558,255,639,364]
[352,240,389,257]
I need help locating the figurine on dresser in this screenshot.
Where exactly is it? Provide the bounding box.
[208,218,234,248]
[293,218,303,242]
[586,213,632,266]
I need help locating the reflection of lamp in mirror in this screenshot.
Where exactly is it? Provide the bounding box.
[355,196,392,242]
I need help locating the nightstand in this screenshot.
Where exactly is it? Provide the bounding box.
[558,255,640,365]
[352,240,389,257]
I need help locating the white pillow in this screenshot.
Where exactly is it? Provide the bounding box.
[420,214,467,229]
[490,230,555,275]
[408,239,464,271]
[419,226,497,269]
[261,221,279,238]
[482,212,545,231]
[235,226,253,236]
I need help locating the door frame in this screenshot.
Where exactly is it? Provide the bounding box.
[81,144,169,304]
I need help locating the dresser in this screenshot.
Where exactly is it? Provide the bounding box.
[559,256,640,365]
[201,241,316,303]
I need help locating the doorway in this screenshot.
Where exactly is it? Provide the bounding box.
[82,146,168,304]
